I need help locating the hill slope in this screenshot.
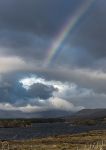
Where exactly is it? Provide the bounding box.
[70,109,106,120]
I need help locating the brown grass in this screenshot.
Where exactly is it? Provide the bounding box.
[0,130,106,150]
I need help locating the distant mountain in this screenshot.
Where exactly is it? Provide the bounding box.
[0,109,74,118]
[0,108,106,120]
[69,109,106,120]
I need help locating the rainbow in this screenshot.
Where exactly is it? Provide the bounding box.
[44,0,95,67]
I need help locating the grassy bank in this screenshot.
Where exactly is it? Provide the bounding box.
[1,130,106,150]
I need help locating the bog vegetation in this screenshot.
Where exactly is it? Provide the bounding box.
[0,130,106,150]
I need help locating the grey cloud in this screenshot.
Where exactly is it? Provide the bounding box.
[0,0,95,68]
[0,0,105,70]
[67,0,106,67]
[70,94,106,109]
[0,74,57,105]
[35,68,106,95]
[0,0,85,35]
[0,0,106,115]
[28,83,57,100]
[45,0,106,69]
[1,69,106,112]
[0,31,49,62]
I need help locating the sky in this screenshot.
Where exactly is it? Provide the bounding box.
[0,0,106,117]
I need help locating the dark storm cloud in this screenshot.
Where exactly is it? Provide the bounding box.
[28,83,57,100]
[1,0,106,70]
[0,74,57,105]
[0,0,85,35]
[64,0,106,68]
[33,68,106,95]
[0,0,106,115]
[0,0,92,65]
[0,31,49,61]
[0,0,105,69]
[1,70,106,110]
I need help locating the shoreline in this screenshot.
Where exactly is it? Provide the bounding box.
[0,130,106,150]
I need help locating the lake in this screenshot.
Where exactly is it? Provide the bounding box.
[0,123,106,140]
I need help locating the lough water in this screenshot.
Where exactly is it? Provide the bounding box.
[0,123,105,140]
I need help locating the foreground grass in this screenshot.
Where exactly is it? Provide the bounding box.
[1,130,106,150]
